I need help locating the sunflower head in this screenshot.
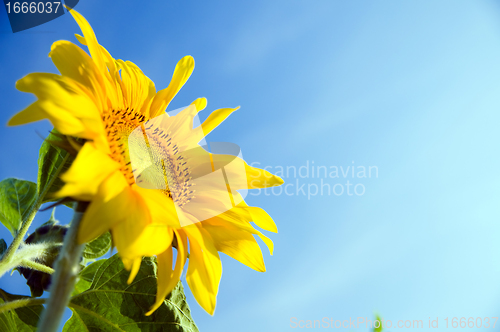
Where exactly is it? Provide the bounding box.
[9,8,284,315]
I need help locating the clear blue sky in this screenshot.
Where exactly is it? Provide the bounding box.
[1,0,500,331]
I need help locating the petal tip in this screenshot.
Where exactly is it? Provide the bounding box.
[179,55,195,70]
[145,302,161,316]
[7,117,17,127]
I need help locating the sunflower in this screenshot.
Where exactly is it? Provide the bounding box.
[8,9,283,315]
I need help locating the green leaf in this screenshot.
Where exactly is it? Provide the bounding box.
[82,232,112,260]
[0,289,43,331]
[37,131,73,204]
[0,179,37,237]
[72,259,106,296]
[64,254,200,332]
[0,239,6,258]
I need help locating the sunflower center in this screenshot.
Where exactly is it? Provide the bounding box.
[143,125,195,208]
[102,108,146,185]
[103,109,195,207]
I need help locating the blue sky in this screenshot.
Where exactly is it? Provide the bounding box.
[2,0,500,331]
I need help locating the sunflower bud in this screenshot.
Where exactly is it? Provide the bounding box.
[17,222,67,297]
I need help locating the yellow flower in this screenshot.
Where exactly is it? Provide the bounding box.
[8,9,283,315]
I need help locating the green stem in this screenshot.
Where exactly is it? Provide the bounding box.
[19,260,54,274]
[0,256,54,277]
[0,297,46,315]
[0,205,39,277]
[37,201,87,332]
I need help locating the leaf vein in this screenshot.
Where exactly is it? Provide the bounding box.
[68,303,125,332]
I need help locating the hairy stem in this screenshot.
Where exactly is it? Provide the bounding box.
[0,297,46,315]
[0,241,61,277]
[0,206,39,277]
[19,259,55,274]
[37,201,87,332]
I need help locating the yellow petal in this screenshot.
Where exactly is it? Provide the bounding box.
[203,220,265,272]
[111,191,174,259]
[182,191,235,223]
[77,171,129,244]
[139,104,204,153]
[126,257,142,284]
[12,73,102,139]
[257,233,274,255]
[98,44,118,78]
[200,107,239,137]
[245,162,284,189]
[74,30,121,86]
[191,153,283,191]
[133,185,181,228]
[184,225,222,315]
[244,206,278,233]
[191,97,207,112]
[75,33,86,46]
[146,230,188,315]
[208,207,275,255]
[8,103,46,126]
[66,8,107,76]
[116,60,156,114]
[55,142,120,201]
[165,104,202,140]
[49,40,106,110]
[150,56,195,118]
[65,8,124,110]
[113,223,173,260]
[148,246,173,314]
[121,257,133,270]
